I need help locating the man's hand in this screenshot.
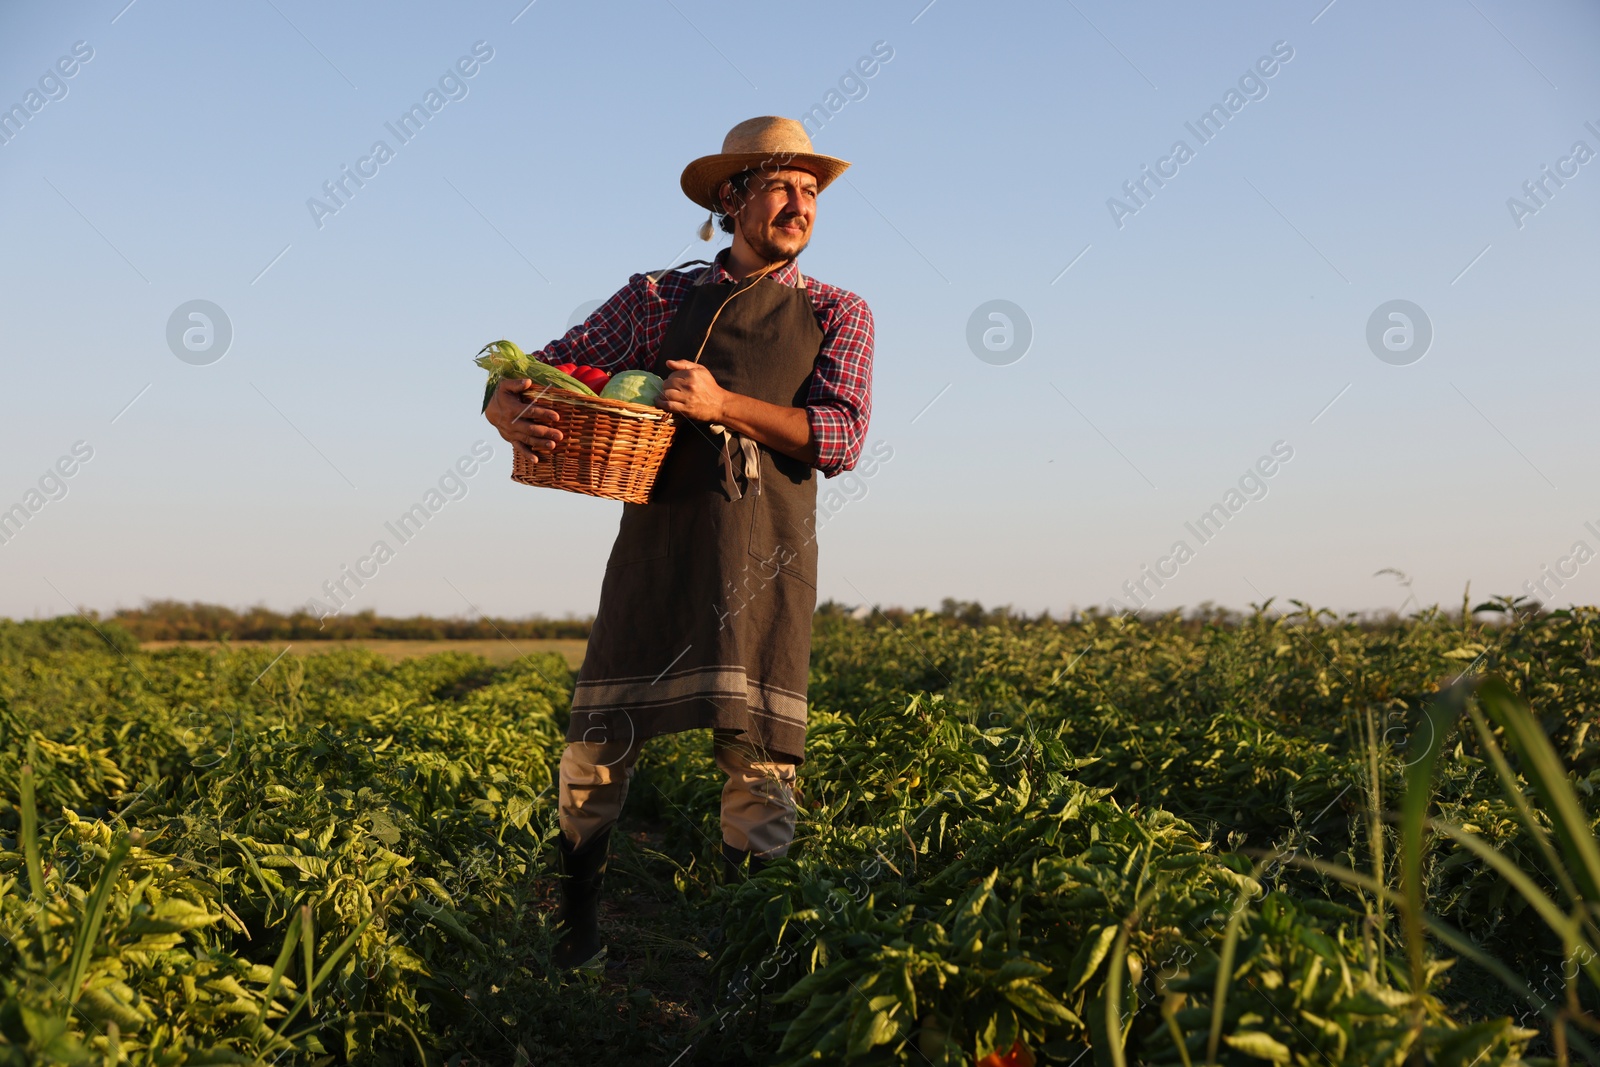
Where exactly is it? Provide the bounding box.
[658,360,729,423]
[660,360,820,466]
[485,378,563,462]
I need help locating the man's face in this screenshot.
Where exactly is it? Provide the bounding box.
[721,167,819,260]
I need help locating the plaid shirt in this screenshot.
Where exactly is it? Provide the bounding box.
[533,248,874,477]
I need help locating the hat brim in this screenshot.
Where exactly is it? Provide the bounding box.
[680,151,851,212]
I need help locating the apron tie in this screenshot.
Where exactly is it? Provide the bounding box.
[710,424,761,501]
[688,258,789,503]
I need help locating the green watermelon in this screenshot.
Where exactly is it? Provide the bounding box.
[600,370,666,406]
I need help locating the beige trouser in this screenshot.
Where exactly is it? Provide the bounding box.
[558,728,798,858]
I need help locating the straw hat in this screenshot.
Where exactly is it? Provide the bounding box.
[680,116,851,212]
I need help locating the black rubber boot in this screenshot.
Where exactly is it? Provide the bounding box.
[553,827,610,971]
[721,841,748,884]
[721,842,773,883]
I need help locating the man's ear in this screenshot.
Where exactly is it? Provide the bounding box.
[717,179,740,218]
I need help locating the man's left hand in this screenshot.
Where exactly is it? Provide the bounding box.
[659,360,728,422]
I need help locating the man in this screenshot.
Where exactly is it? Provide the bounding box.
[483,116,875,970]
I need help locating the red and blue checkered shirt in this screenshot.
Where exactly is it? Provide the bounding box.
[532,248,874,478]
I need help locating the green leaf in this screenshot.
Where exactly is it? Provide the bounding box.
[504,796,533,832]
[125,897,220,935]
[77,986,145,1032]
[764,895,793,943]
[1433,1018,1514,1067]
[1004,981,1081,1025]
[995,957,1052,984]
[779,991,847,1052]
[1066,925,1119,993]
[366,810,402,845]
[413,899,486,953]
[845,1003,900,1057]
[1294,927,1339,964]
[1222,1030,1292,1062]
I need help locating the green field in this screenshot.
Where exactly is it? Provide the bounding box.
[2,601,1597,1064]
[138,639,590,671]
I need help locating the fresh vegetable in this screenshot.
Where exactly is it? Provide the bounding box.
[599,369,666,406]
[570,365,612,392]
[0,601,1582,1063]
[977,1041,1035,1067]
[475,339,596,412]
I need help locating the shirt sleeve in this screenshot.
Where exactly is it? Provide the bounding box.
[805,292,875,478]
[530,273,657,372]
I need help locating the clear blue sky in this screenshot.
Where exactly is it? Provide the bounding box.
[3,0,1597,622]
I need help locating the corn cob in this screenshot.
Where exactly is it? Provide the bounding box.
[475,339,596,412]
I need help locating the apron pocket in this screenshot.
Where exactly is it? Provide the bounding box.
[747,490,817,589]
[607,501,671,567]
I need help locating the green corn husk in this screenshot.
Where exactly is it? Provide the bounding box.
[475,339,595,412]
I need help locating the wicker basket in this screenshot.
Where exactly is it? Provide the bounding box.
[509,387,677,504]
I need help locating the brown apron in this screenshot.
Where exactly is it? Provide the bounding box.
[568,262,824,765]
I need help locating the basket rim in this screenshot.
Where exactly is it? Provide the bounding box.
[517,385,672,421]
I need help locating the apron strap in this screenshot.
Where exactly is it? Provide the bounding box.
[690,257,795,500]
[689,258,787,365]
[645,258,714,285]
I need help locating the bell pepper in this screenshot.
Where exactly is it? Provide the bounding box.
[977,1042,1034,1067]
[571,365,611,392]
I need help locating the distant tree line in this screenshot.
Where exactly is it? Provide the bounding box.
[100,600,593,641]
[817,597,1483,631]
[7,596,1495,653]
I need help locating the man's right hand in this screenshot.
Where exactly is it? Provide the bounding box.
[485,378,564,462]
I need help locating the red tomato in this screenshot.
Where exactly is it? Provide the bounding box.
[976,1041,1034,1067]
[554,362,578,374]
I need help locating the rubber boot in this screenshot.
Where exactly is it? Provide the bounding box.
[720,841,748,884]
[553,827,609,971]
[720,841,773,883]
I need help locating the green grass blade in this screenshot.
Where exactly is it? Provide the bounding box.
[1464,703,1581,908]
[1400,685,1461,996]
[339,1012,431,1067]
[20,761,49,948]
[300,904,315,1019]
[1257,849,1385,897]
[1206,888,1251,1066]
[1423,917,1600,1066]
[1477,677,1600,903]
[1103,927,1129,1067]
[1161,993,1195,1067]
[1425,819,1578,941]
[256,908,303,1027]
[1357,705,1387,963]
[64,830,134,1007]
[1268,845,1597,1062]
[1272,810,1581,965]
[274,912,375,1038]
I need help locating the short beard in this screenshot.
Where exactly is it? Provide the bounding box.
[744,222,810,264]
